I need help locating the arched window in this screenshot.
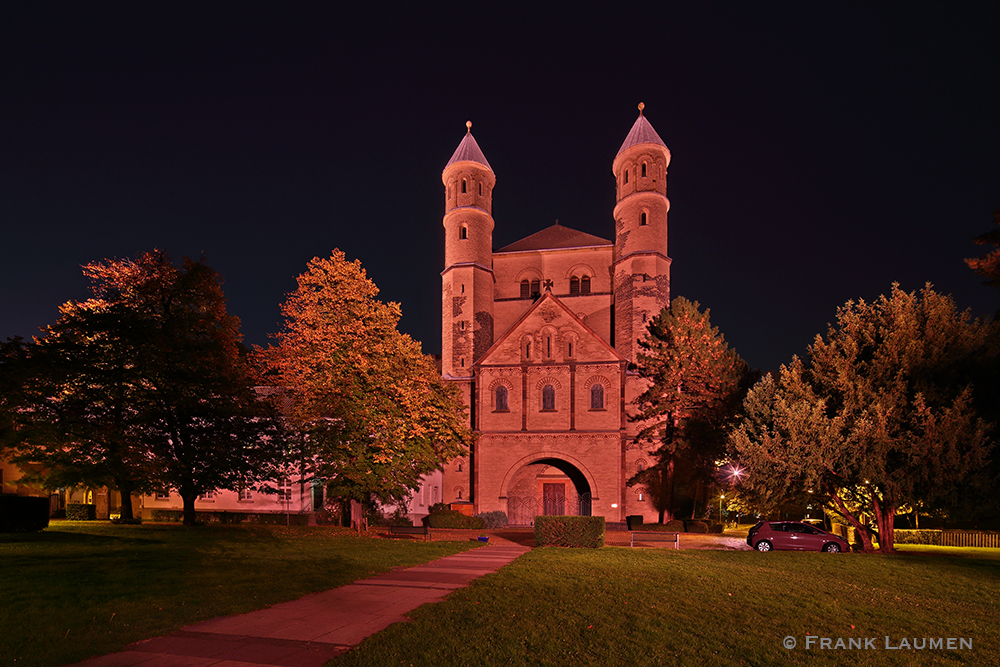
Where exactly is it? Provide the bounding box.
[581,276,591,294]
[495,385,508,411]
[542,384,555,411]
[460,226,468,240]
[641,162,647,177]
[624,170,629,185]
[545,335,552,358]
[530,279,540,298]
[640,212,647,226]
[479,183,483,195]
[570,276,580,295]
[525,341,531,358]
[520,280,530,299]
[590,384,605,410]
[462,179,467,193]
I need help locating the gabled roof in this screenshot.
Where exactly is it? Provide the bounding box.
[478,290,625,366]
[496,222,612,253]
[445,123,493,173]
[616,106,668,157]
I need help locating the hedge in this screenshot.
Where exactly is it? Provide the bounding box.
[475,510,509,529]
[426,509,485,529]
[0,495,50,532]
[149,509,309,525]
[66,503,97,521]
[894,529,942,545]
[534,515,605,548]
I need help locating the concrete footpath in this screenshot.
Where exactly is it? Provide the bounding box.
[68,544,530,667]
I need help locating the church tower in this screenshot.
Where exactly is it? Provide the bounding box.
[442,121,495,379]
[612,103,672,363]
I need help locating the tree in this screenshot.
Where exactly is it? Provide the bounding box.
[255,250,472,508]
[631,297,754,522]
[966,210,1000,295]
[730,284,995,552]
[1,251,282,524]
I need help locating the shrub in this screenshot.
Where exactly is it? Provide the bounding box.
[66,503,97,521]
[894,529,943,546]
[664,519,685,532]
[708,522,725,533]
[426,509,485,529]
[626,515,644,530]
[110,516,143,525]
[475,510,509,529]
[0,495,50,532]
[534,516,605,548]
[685,520,709,533]
[151,509,183,522]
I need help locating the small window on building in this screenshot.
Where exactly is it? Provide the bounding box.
[155,490,169,501]
[278,477,292,503]
[642,162,647,177]
[461,358,465,367]
[462,179,467,193]
[238,488,253,502]
[581,276,591,294]
[542,384,555,411]
[520,279,530,299]
[460,226,468,240]
[640,212,647,226]
[570,276,580,295]
[457,488,463,500]
[567,342,573,357]
[198,490,215,501]
[546,336,552,358]
[590,384,605,410]
[530,279,540,298]
[457,461,463,472]
[460,321,466,331]
[461,283,465,294]
[479,183,483,195]
[495,385,509,412]
[624,170,629,185]
[525,342,531,358]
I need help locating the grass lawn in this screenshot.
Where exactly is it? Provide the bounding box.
[330,544,1000,667]
[0,520,476,667]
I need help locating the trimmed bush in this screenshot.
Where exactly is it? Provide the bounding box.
[685,520,709,533]
[0,495,50,532]
[426,509,485,529]
[66,503,97,521]
[149,509,308,525]
[110,516,143,525]
[475,510,509,529]
[534,515,605,548]
[708,522,725,533]
[664,519,685,532]
[894,529,942,546]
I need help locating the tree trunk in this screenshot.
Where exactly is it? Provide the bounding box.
[872,494,896,553]
[180,488,198,526]
[829,494,875,552]
[662,458,676,522]
[116,478,135,521]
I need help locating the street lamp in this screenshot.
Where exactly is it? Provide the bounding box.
[719,493,725,524]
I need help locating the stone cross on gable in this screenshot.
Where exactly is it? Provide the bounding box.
[543,279,553,291]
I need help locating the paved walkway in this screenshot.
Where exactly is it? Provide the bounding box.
[68,544,530,667]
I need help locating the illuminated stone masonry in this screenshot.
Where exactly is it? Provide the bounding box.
[437,106,671,524]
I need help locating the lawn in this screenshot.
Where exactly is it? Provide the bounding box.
[0,520,476,667]
[330,545,1000,666]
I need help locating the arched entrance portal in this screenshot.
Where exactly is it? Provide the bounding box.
[505,458,592,526]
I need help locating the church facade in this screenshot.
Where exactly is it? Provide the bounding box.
[438,106,671,525]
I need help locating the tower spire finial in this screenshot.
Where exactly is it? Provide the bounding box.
[466,120,472,133]
[638,102,645,115]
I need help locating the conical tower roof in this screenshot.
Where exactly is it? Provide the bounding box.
[445,121,493,173]
[616,103,668,157]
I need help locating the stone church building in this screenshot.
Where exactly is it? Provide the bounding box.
[437,105,670,525]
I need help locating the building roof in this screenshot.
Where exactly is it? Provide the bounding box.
[496,222,612,253]
[616,105,668,157]
[445,122,493,173]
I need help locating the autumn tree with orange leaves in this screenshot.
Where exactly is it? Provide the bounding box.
[256,250,472,508]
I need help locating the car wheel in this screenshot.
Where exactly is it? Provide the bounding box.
[823,542,841,553]
[755,540,773,552]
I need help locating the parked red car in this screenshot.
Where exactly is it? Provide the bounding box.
[747,521,849,552]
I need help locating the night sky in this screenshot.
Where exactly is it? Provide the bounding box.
[2,4,998,374]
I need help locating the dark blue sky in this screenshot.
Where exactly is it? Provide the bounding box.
[2,3,998,373]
